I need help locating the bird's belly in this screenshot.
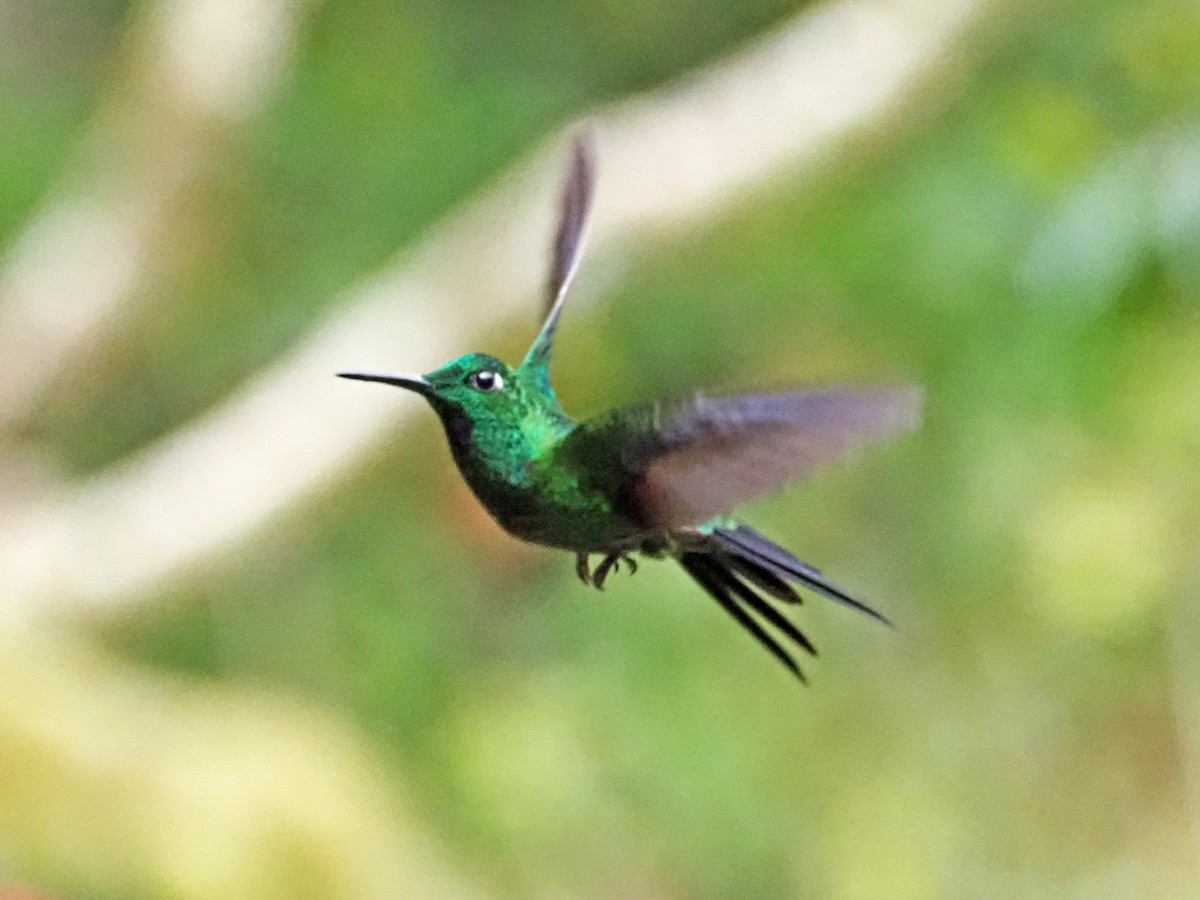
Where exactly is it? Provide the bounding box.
[469,477,638,553]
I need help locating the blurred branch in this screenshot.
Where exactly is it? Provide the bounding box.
[0,0,1005,620]
[0,0,318,432]
[0,626,488,900]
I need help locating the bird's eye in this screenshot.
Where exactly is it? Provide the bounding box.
[468,369,504,392]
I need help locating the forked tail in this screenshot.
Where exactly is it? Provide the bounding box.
[678,524,891,681]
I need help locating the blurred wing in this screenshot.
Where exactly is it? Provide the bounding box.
[545,127,596,316]
[619,386,921,528]
[522,127,597,373]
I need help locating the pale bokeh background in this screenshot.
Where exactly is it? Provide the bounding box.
[0,0,1197,897]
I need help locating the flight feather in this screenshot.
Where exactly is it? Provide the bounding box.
[571,386,921,529]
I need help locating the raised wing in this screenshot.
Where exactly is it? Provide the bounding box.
[522,127,597,378]
[578,386,922,529]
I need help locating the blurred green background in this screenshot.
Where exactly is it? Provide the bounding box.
[1,0,1198,897]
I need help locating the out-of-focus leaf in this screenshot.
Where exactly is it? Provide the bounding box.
[0,628,484,900]
[1019,143,1157,318]
[1020,124,1200,319]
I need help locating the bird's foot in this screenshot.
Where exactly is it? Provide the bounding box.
[592,552,638,590]
[575,553,591,585]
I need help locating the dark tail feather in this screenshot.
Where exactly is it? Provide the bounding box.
[712,525,893,627]
[708,563,817,656]
[678,552,811,682]
[724,554,800,604]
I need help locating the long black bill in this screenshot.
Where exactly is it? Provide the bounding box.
[337,371,431,394]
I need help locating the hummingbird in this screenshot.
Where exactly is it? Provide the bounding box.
[339,131,920,681]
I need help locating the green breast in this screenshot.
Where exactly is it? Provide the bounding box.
[441,413,635,551]
[456,446,636,551]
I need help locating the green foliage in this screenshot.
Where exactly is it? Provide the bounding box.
[22,0,806,474]
[5,0,1199,896]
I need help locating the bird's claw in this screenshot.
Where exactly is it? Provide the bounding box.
[575,553,591,585]
[590,552,638,590]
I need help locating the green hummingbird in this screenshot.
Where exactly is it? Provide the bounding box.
[339,132,920,681]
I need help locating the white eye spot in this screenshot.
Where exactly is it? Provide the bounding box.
[469,369,504,392]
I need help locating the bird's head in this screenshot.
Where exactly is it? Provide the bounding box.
[338,352,565,456]
[338,129,595,459]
